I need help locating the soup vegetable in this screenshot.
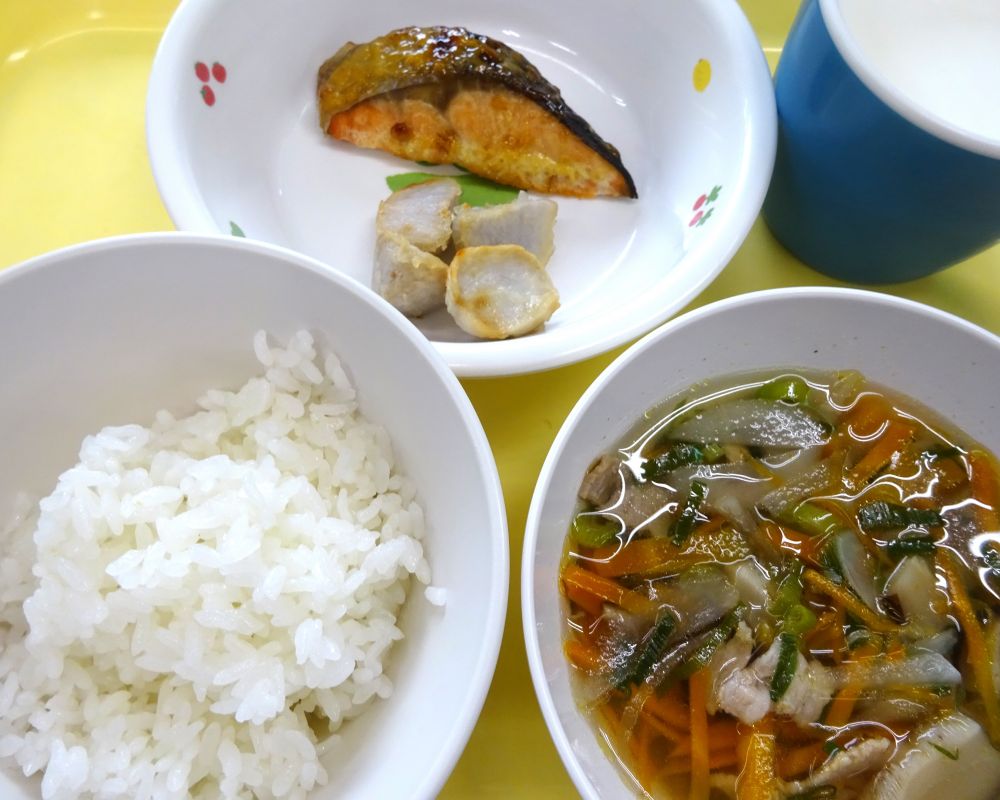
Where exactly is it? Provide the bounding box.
[559,371,1000,800]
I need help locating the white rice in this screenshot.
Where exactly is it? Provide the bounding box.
[0,330,434,799]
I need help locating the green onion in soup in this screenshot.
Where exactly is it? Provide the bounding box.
[560,370,1000,800]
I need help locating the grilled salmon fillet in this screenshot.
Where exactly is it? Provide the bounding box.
[317,26,637,199]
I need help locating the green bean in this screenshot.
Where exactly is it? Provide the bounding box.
[930,744,959,761]
[886,535,937,559]
[615,612,677,690]
[770,632,800,702]
[570,514,619,548]
[922,445,962,461]
[769,562,804,618]
[789,502,843,538]
[672,606,746,681]
[643,443,722,480]
[671,481,708,545]
[858,500,942,531]
[788,787,836,800]
[756,376,809,405]
[783,603,818,636]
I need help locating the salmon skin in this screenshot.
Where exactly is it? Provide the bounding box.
[316,26,637,199]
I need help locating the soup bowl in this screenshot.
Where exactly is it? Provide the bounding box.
[0,233,507,799]
[522,287,1000,798]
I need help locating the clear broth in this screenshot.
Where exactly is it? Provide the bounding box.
[560,369,1000,799]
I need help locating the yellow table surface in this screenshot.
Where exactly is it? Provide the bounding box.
[2,1,998,796]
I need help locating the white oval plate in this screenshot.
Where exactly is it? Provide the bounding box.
[147,0,776,376]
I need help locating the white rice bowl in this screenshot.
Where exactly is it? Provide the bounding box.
[0,330,435,799]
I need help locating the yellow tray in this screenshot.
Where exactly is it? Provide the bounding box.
[2,1,998,796]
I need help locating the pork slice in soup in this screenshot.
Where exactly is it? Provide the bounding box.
[560,371,1000,800]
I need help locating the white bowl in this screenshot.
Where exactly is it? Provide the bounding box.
[522,287,1000,799]
[0,233,508,800]
[146,0,776,377]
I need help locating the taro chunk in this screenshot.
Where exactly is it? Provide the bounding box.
[445,245,559,339]
[376,178,461,253]
[452,193,558,266]
[373,231,448,317]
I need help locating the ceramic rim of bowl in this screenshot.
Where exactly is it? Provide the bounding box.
[145,0,778,377]
[819,0,1000,160]
[521,284,1000,799]
[1,230,510,800]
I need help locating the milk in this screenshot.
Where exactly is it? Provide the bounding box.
[837,0,1000,143]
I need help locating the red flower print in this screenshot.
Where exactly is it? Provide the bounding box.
[195,61,227,107]
[689,185,723,227]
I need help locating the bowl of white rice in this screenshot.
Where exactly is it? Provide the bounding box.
[0,233,508,800]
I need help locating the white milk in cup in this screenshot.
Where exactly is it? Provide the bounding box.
[838,0,1000,144]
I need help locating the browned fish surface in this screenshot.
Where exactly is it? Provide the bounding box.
[316,26,637,199]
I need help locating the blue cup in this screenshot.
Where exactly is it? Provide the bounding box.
[762,0,1000,283]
